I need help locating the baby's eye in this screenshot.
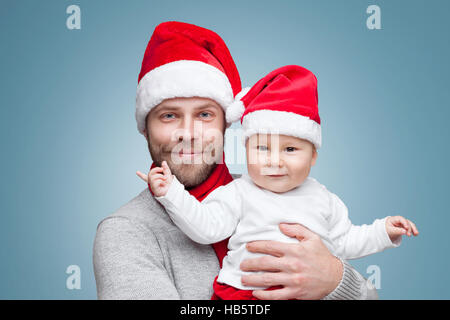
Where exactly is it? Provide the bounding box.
[285,147,297,152]
[257,145,268,151]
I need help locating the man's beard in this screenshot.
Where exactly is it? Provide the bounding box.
[146,136,222,188]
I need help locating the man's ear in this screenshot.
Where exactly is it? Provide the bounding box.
[143,128,149,141]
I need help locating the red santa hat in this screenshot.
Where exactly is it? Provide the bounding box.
[226,65,322,149]
[135,21,244,135]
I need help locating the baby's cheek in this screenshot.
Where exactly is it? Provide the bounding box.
[289,167,309,185]
[247,164,263,183]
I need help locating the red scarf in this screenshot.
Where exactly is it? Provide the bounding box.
[147,159,233,267]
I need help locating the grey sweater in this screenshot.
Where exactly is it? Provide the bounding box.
[93,186,378,300]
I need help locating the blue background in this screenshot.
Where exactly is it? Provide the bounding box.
[1,0,449,299]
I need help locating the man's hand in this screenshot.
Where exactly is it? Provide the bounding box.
[136,161,173,197]
[386,215,419,243]
[240,223,343,300]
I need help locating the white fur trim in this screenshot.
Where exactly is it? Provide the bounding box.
[135,60,234,134]
[242,110,322,149]
[226,86,251,123]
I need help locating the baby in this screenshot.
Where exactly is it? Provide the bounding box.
[139,65,418,299]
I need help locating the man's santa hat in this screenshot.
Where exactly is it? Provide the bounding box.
[135,21,244,134]
[226,65,322,149]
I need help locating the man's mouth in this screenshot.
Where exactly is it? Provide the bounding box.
[173,150,203,158]
[180,153,201,158]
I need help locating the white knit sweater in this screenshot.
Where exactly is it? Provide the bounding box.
[156,174,399,290]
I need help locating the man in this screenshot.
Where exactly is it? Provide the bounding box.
[93,21,378,300]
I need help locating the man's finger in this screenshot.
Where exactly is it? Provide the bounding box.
[252,287,294,300]
[240,255,282,272]
[279,223,317,242]
[246,240,290,257]
[241,272,292,288]
[136,171,149,183]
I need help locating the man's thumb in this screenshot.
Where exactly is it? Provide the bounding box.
[279,223,315,242]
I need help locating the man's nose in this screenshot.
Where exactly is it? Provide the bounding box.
[175,116,201,142]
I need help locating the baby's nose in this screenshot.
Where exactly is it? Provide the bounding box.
[268,154,283,167]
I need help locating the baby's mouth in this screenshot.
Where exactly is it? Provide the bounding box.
[260,167,288,177]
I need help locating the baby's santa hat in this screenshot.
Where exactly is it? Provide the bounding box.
[136,21,243,134]
[226,65,322,149]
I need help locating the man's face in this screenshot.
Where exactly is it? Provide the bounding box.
[144,97,226,188]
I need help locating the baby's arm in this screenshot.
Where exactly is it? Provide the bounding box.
[137,162,241,244]
[327,192,418,260]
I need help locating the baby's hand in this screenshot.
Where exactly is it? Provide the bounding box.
[136,161,173,197]
[386,215,419,243]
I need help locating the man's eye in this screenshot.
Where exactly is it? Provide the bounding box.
[161,113,175,119]
[199,112,212,118]
[257,145,268,151]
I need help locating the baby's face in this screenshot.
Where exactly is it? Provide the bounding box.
[246,134,317,193]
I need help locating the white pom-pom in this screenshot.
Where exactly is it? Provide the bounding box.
[226,100,245,123]
[226,87,251,123]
